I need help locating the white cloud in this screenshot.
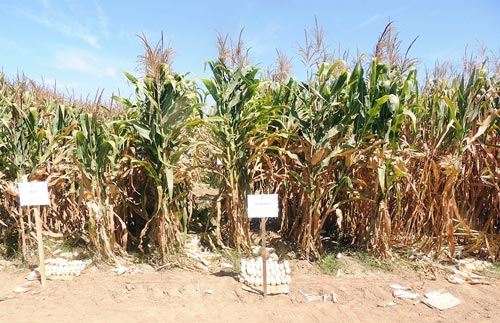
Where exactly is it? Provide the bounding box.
[24,12,100,48]
[103,67,118,78]
[17,0,108,48]
[84,35,99,48]
[54,49,122,79]
[359,14,382,28]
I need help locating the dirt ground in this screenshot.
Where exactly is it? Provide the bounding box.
[1,257,499,323]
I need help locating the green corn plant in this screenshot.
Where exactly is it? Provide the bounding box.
[74,112,126,259]
[361,58,420,257]
[115,65,203,261]
[202,61,282,251]
[278,61,370,259]
[0,102,41,180]
[0,77,77,182]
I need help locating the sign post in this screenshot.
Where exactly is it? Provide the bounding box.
[247,194,279,298]
[260,217,267,297]
[18,181,50,287]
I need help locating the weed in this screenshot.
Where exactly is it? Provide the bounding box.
[318,253,346,274]
[482,262,500,280]
[353,251,396,272]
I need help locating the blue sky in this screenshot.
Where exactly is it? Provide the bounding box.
[0,0,498,101]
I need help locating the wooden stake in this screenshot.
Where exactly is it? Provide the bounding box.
[216,200,221,243]
[19,208,27,262]
[33,206,46,287]
[261,217,267,298]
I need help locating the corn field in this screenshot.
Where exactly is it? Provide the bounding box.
[1,24,499,263]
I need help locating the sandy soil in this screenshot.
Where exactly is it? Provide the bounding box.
[1,258,499,323]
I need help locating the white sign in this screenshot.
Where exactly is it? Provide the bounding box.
[18,181,50,206]
[247,194,279,218]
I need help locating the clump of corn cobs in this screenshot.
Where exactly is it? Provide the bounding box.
[238,253,291,287]
[39,258,86,277]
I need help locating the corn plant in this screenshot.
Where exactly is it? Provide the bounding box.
[277,60,396,259]
[115,64,203,261]
[74,112,127,259]
[405,65,500,258]
[0,75,80,258]
[202,61,283,251]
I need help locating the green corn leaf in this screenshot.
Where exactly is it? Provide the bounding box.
[131,121,151,141]
[124,72,138,84]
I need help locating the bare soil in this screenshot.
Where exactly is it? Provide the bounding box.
[1,257,499,323]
